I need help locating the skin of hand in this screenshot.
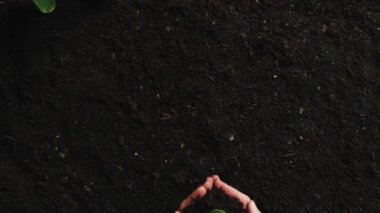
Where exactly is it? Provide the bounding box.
[175,175,261,213]
[175,177,214,212]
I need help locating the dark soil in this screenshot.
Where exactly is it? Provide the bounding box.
[0,0,379,212]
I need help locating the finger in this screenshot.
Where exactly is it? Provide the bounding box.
[178,186,206,210]
[203,176,214,191]
[213,176,251,209]
[176,176,214,211]
[247,200,261,213]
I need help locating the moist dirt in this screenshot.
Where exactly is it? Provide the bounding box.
[0,0,379,212]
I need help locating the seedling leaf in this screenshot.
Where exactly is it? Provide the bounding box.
[33,0,56,14]
[210,209,226,213]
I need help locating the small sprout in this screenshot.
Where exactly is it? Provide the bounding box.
[210,209,226,213]
[33,0,56,14]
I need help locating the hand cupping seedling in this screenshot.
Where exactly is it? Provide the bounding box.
[33,0,55,13]
[175,175,261,213]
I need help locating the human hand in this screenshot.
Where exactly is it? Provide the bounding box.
[175,175,261,213]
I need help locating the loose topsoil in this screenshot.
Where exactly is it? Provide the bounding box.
[0,0,379,212]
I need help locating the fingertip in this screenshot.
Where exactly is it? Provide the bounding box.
[211,175,219,181]
[204,177,213,190]
[213,177,222,188]
[196,186,207,198]
[206,176,213,183]
[247,200,261,213]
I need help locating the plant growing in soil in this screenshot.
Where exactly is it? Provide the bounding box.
[209,209,226,213]
[175,175,261,213]
[1,0,56,13]
[33,0,55,13]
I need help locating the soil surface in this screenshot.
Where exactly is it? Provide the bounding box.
[0,0,379,212]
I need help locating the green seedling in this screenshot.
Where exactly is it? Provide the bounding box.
[33,0,56,13]
[210,209,226,213]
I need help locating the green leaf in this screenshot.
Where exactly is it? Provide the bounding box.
[33,0,56,14]
[209,209,226,213]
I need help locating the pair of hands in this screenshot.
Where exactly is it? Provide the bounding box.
[175,175,261,213]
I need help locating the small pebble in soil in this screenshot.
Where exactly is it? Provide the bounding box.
[322,24,328,32]
[59,152,66,159]
[152,172,160,179]
[228,133,235,142]
[299,107,304,114]
[161,113,171,120]
[84,185,92,193]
